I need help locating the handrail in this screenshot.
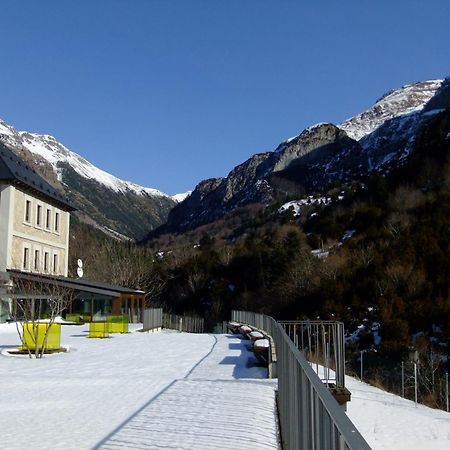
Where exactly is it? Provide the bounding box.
[232,310,371,450]
[278,320,346,390]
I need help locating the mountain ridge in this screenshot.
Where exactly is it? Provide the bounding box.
[147,78,447,238]
[0,119,176,240]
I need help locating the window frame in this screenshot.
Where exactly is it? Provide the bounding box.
[36,203,43,229]
[43,249,50,273]
[33,247,41,272]
[24,197,33,225]
[45,207,52,232]
[52,251,59,275]
[54,210,60,234]
[22,244,31,271]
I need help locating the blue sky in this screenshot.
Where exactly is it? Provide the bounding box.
[0,1,449,195]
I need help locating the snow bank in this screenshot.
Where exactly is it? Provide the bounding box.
[254,339,270,350]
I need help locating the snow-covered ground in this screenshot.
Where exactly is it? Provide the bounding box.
[346,375,450,450]
[313,364,450,450]
[0,324,278,450]
[1,323,449,450]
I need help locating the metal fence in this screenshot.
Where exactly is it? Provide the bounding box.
[232,310,371,450]
[279,321,346,390]
[163,313,204,333]
[143,308,163,331]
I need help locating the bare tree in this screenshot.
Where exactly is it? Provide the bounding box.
[143,269,168,308]
[10,276,74,358]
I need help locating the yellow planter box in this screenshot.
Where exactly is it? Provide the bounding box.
[88,322,109,338]
[65,313,81,323]
[82,313,91,322]
[22,323,61,351]
[106,315,129,333]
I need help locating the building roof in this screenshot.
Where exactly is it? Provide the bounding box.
[6,269,145,298]
[0,142,76,211]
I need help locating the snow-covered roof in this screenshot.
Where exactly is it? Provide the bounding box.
[7,269,144,297]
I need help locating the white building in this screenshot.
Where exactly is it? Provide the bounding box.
[0,143,75,320]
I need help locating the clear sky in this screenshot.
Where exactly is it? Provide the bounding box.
[0,0,449,195]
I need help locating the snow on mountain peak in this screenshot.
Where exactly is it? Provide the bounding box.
[339,79,443,141]
[0,119,169,198]
[0,119,16,137]
[172,191,192,203]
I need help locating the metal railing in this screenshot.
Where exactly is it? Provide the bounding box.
[143,308,163,331]
[163,313,204,333]
[232,310,371,450]
[279,321,346,389]
[143,309,205,333]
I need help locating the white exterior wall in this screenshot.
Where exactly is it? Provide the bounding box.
[0,184,15,273]
[0,184,70,276]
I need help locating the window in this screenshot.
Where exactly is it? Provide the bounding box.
[36,204,42,227]
[44,252,50,273]
[25,200,32,223]
[46,208,52,230]
[34,249,40,271]
[23,247,30,270]
[53,253,59,274]
[54,212,60,233]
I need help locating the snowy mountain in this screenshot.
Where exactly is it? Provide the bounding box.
[150,77,448,236]
[0,120,176,240]
[172,191,192,203]
[339,79,442,141]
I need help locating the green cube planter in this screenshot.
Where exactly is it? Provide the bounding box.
[107,315,129,333]
[88,322,109,338]
[21,323,61,351]
[65,313,81,323]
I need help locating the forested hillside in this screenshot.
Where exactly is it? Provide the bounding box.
[71,109,449,408]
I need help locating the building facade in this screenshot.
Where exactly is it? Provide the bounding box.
[0,143,74,321]
[0,142,145,324]
[0,183,71,276]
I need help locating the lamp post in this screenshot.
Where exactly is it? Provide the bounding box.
[360,349,367,382]
[401,361,405,398]
[446,372,449,413]
[409,348,419,408]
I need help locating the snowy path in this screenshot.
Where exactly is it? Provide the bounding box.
[0,324,279,450]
